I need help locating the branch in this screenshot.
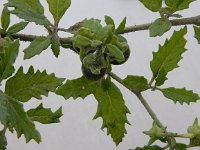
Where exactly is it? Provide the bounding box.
[0,15,199,46]
[58,15,200,34]
[1,33,72,44]
[123,15,200,33]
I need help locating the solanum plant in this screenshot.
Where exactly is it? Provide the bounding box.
[0,0,200,149]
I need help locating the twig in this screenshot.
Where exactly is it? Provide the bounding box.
[123,15,200,33]
[0,33,72,45]
[57,15,200,34]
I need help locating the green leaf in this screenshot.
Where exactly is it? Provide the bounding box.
[175,143,187,150]
[135,145,162,150]
[1,7,10,30]
[0,28,4,34]
[187,118,200,146]
[107,44,125,62]
[27,104,62,124]
[150,27,187,86]
[91,40,102,48]
[82,53,97,72]
[143,122,166,145]
[93,79,130,145]
[83,19,102,35]
[149,18,172,37]
[104,16,115,31]
[5,66,64,102]
[155,68,167,86]
[23,36,51,59]
[7,21,28,34]
[194,26,200,44]
[77,27,95,39]
[56,76,99,99]
[0,128,7,150]
[51,33,60,57]
[0,38,19,82]
[115,17,126,34]
[6,0,49,26]
[160,87,200,104]
[46,0,71,25]
[139,0,162,12]
[165,0,195,11]
[123,75,149,92]
[96,25,113,43]
[0,90,41,143]
[72,35,91,48]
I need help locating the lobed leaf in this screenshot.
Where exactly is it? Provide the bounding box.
[0,39,19,82]
[0,128,7,150]
[194,26,200,44]
[27,104,62,124]
[93,79,130,145]
[6,0,49,26]
[149,18,172,37]
[123,75,149,92]
[150,27,187,86]
[23,36,52,59]
[46,0,71,25]
[160,87,200,104]
[56,76,99,100]
[5,66,64,102]
[0,90,41,143]
[139,0,162,12]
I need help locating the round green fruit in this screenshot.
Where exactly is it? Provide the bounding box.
[81,65,107,80]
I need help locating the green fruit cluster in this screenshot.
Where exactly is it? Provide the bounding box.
[71,18,130,80]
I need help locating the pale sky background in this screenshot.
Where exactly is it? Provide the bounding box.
[0,0,200,150]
